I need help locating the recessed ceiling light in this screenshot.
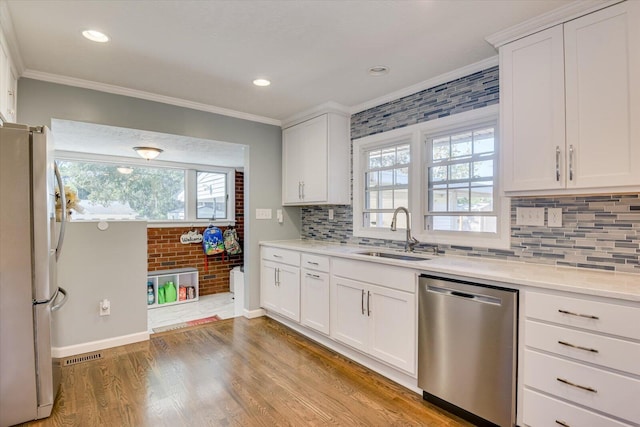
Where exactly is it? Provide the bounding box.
[82,30,109,43]
[368,65,390,76]
[253,78,271,87]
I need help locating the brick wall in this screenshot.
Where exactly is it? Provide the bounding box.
[147,171,244,296]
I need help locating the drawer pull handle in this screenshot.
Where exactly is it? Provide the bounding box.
[556,377,597,393]
[555,420,571,427]
[272,254,283,258]
[307,261,319,265]
[306,273,320,279]
[558,309,599,320]
[558,340,599,353]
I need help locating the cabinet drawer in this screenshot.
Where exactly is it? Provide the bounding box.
[332,258,415,293]
[526,320,640,376]
[524,349,640,423]
[261,247,300,266]
[301,253,330,272]
[526,291,640,340]
[523,389,632,427]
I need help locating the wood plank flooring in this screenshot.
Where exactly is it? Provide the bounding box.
[22,317,472,426]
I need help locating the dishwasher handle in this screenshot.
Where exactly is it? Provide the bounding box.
[427,285,502,306]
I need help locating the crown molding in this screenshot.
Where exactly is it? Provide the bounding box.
[281,101,351,129]
[485,0,620,48]
[349,56,499,116]
[21,69,282,127]
[0,0,24,74]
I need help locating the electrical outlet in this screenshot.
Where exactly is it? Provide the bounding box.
[255,208,272,220]
[516,207,545,226]
[548,208,563,227]
[328,209,334,220]
[99,299,110,316]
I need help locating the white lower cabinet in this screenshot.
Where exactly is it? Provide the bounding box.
[300,254,330,335]
[260,249,301,322]
[523,290,640,425]
[331,275,416,374]
[523,389,632,427]
[260,246,417,379]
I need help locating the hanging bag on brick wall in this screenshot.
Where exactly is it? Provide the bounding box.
[223,227,242,255]
[202,225,225,272]
[203,225,225,255]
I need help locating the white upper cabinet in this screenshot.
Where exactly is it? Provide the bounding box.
[501,1,640,194]
[282,112,350,205]
[0,20,17,124]
[501,25,566,192]
[564,2,640,190]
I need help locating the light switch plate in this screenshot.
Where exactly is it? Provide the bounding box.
[548,208,563,227]
[256,208,272,220]
[516,207,545,226]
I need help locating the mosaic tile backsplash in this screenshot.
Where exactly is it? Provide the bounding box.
[350,66,499,140]
[301,195,640,273]
[300,66,640,274]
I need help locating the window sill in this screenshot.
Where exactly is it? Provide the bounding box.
[69,219,236,228]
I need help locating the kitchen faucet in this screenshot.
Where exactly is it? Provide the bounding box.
[390,206,420,252]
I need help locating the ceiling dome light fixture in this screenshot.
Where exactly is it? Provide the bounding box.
[82,30,110,43]
[253,78,271,87]
[133,146,163,160]
[368,65,390,76]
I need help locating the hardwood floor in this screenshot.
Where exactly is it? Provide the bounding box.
[23,317,472,426]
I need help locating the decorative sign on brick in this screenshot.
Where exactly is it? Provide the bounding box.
[180,230,203,244]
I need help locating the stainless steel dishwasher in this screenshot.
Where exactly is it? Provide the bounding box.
[418,274,518,427]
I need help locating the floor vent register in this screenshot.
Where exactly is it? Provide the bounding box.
[62,351,103,366]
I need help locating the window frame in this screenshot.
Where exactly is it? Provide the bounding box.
[353,129,421,241]
[353,104,510,249]
[56,151,236,227]
[424,121,498,233]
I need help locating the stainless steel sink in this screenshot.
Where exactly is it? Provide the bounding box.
[357,251,430,261]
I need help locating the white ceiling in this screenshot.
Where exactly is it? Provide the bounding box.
[52,119,246,168]
[6,0,571,124]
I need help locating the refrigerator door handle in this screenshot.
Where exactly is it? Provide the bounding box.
[54,162,66,261]
[51,287,68,312]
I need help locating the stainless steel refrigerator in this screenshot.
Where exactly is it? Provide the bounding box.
[0,123,68,426]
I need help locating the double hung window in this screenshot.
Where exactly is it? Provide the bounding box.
[353,105,508,248]
[425,124,497,233]
[362,141,411,229]
[58,159,235,224]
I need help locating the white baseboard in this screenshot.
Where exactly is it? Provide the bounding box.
[243,307,265,319]
[52,331,150,358]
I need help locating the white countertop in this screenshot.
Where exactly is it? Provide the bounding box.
[261,239,640,302]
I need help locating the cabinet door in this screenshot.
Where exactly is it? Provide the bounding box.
[298,115,328,203]
[501,25,566,192]
[331,277,368,353]
[282,124,306,204]
[278,264,301,321]
[6,67,16,123]
[0,41,9,122]
[368,284,416,374]
[260,260,279,312]
[282,115,328,204]
[301,269,330,334]
[564,1,640,189]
